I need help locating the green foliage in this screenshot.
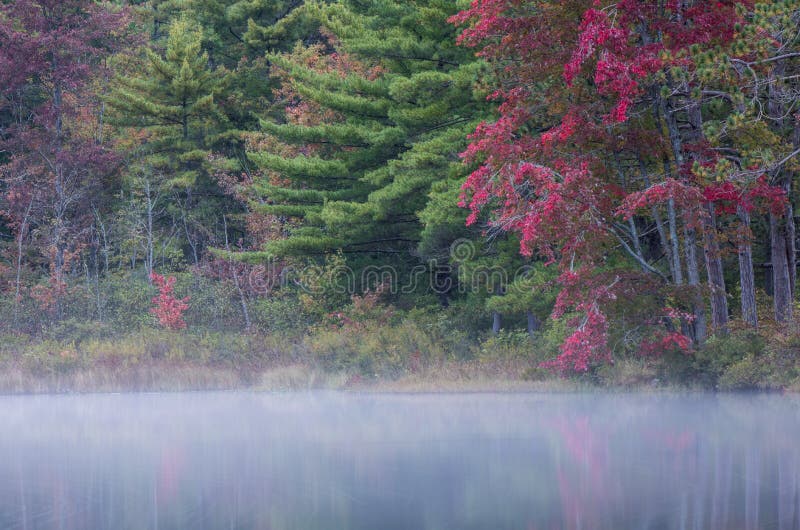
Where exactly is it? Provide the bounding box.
[245,0,489,298]
[693,331,767,385]
[109,16,239,266]
[293,251,353,316]
[252,295,313,336]
[717,356,770,391]
[3,0,800,393]
[304,317,452,377]
[110,18,224,187]
[403,306,475,358]
[535,316,572,364]
[477,331,535,361]
[484,249,558,321]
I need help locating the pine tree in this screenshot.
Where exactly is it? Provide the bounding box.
[108,17,232,266]
[111,18,224,188]
[166,0,324,132]
[247,0,487,292]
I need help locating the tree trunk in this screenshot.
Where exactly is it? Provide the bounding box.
[771,212,793,322]
[144,178,155,279]
[93,205,110,275]
[639,158,681,284]
[667,198,683,285]
[52,73,65,318]
[787,197,796,296]
[89,239,103,322]
[678,92,729,335]
[702,204,729,334]
[627,217,645,269]
[182,205,199,267]
[790,103,799,303]
[767,58,794,322]
[737,207,757,327]
[53,166,67,320]
[660,90,709,340]
[527,311,541,336]
[13,198,34,330]
[224,215,251,331]
[684,224,707,343]
[491,311,501,335]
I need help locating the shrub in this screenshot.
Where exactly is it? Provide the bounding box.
[692,330,766,387]
[303,316,453,377]
[20,340,84,376]
[522,366,549,381]
[252,295,313,335]
[149,272,190,330]
[717,355,768,390]
[477,331,534,361]
[596,358,659,388]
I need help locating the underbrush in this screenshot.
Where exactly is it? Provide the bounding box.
[2,307,800,393]
[693,325,800,390]
[0,328,295,393]
[0,315,547,393]
[590,324,800,391]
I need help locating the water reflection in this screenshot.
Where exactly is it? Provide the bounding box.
[0,393,798,529]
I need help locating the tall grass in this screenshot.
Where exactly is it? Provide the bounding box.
[2,313,799,394]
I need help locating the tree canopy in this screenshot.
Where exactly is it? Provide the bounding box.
[0,0,799,380]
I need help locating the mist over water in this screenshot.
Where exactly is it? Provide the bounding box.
[0,392,798,529]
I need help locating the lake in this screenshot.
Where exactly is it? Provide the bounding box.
[0,392,798,529]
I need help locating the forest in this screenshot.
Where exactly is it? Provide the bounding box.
[0,0,799,391]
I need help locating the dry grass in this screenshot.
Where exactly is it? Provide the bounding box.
[0,362,242,394]
[0,359,725,395]
[340,358,587,393]
[252,360,583,393]
[3,324,772,394]
[255,364,350,391]
[0,358,567,394]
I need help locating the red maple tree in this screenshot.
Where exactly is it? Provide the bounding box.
[150,272,190,330]
[451,0,788,372]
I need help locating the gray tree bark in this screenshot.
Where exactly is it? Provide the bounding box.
[684,225,707,343]
[492,311,501,335]
[771,212,793,322]
[526,311,540,336]
[224,215,251,331]
[702,204,729,333]
[767,59,795,322]
[661,90,709,342]
[737,207,758,327]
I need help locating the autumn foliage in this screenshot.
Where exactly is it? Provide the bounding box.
[452,0,796,372]
[150,273,190,330]
[0,0,798,386]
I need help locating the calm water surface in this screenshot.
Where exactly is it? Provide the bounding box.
[0,392,799,529]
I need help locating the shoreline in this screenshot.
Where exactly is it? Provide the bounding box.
[0,360,787,396]
[0,361,571,395]
[1,327,797,395]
